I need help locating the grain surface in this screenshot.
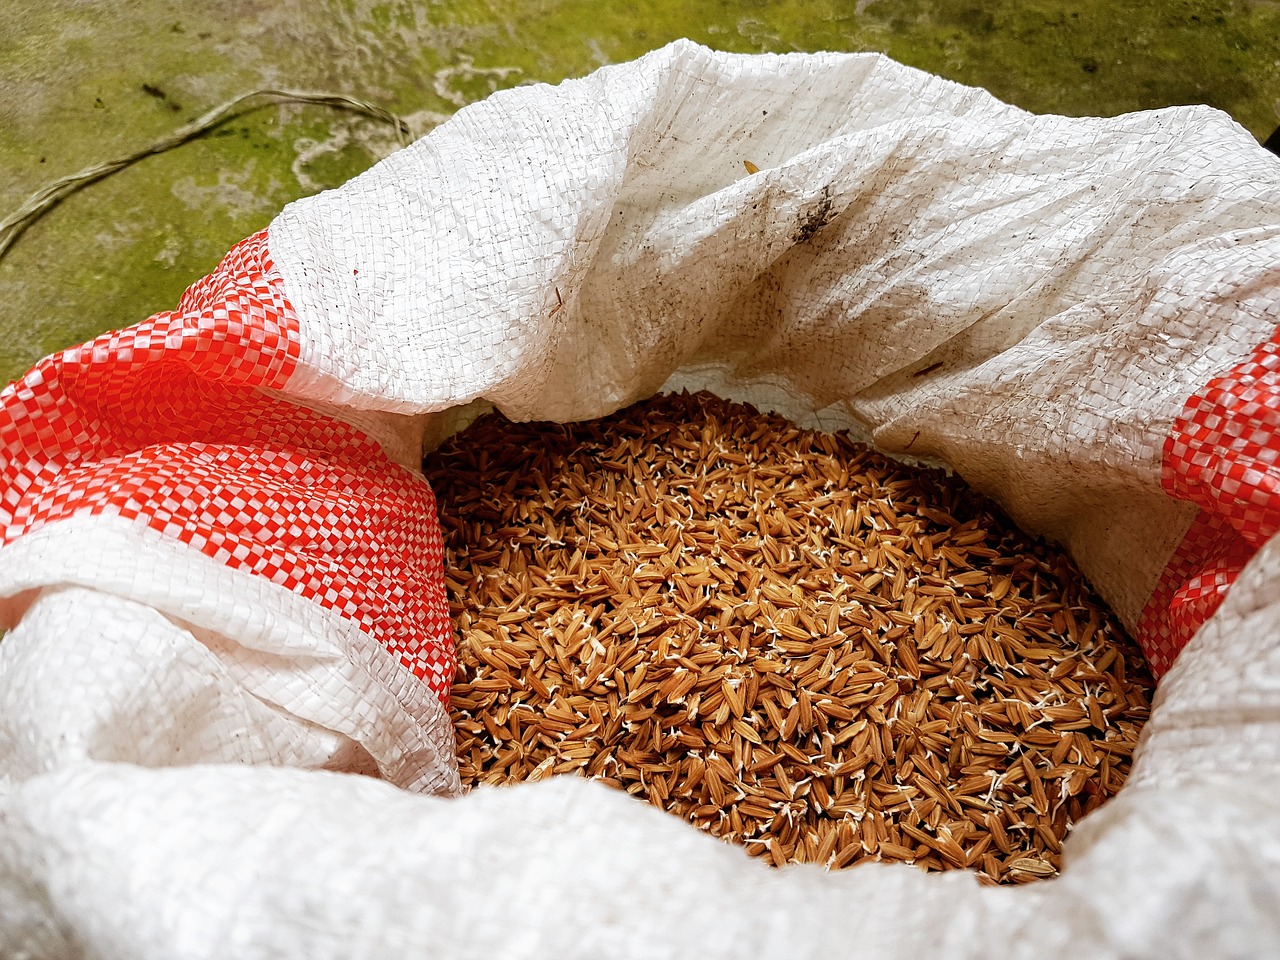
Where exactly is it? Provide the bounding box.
[423,391,1153,884]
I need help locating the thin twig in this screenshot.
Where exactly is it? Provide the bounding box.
[0,89,412,264]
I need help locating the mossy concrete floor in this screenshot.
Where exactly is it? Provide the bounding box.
[2,0,1278,383]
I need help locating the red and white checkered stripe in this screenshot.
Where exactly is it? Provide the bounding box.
[0,231,455,703]
[1138,325,1280,677]
[2,218,1273,692]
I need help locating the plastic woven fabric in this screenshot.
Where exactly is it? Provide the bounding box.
[2,40,1279,959]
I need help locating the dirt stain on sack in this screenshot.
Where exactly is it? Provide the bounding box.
[794,185,836,244]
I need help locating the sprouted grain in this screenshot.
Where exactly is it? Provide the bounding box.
[423,391,1153,884]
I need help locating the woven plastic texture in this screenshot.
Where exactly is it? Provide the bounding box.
[0,231,458,796]
[1,40,1279,959]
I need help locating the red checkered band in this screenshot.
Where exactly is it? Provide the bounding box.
[0,231,455,702]
[1138,330,1280,677]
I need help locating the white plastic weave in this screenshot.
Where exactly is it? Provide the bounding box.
[2,40,1279,959]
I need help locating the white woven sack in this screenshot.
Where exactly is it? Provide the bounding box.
[2,40,1280,959]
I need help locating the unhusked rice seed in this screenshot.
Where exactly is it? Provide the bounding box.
[423,391,1153,885]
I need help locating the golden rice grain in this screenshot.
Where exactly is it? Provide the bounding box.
[423,391,1153,885]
